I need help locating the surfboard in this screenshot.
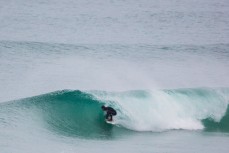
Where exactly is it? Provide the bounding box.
[106,120,115,124]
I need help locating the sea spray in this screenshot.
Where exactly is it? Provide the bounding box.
[91,88,229,131]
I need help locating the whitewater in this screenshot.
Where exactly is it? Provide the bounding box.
[1,0,229,153]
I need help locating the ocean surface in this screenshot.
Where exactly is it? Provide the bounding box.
[1,0,229,153]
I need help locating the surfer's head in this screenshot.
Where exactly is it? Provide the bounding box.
[101,105,107,110]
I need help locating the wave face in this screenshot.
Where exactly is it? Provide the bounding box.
[1,88,229,140]
[6,90,121,139]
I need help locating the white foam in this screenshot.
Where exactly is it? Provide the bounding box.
[92,89,229,131]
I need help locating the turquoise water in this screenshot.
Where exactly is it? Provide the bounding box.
[1,0,229,152]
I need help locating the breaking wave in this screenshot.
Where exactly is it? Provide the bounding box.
[1,87,229,139]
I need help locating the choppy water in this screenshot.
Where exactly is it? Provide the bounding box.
[1,0,229,153]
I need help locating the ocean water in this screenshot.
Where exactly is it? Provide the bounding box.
[1,0,229,153]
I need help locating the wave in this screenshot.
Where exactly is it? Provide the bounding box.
[11,90,122,139]
[1,88,229,139]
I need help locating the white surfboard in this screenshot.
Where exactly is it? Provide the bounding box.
[105,120,115,124]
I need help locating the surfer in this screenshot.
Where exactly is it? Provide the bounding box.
[101,105,117,121]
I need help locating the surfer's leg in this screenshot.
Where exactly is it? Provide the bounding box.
[108,114,113,121]
[106,114,112,121]
[105,113,109,120]
[110,115,113,121]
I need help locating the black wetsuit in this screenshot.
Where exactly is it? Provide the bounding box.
[105,107,117,121]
